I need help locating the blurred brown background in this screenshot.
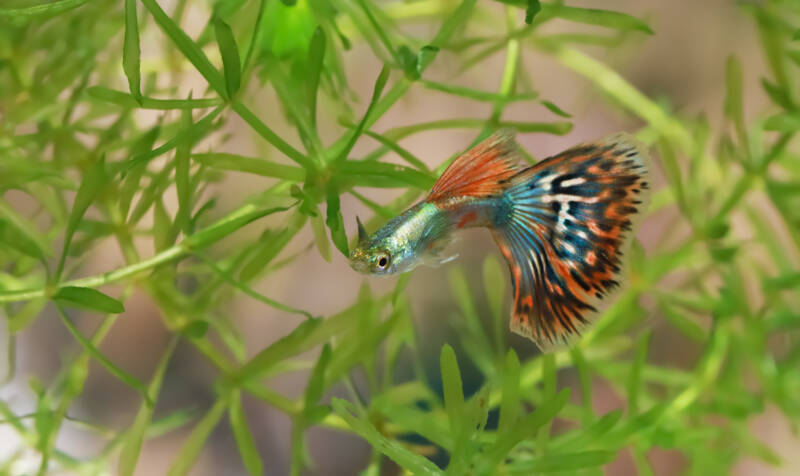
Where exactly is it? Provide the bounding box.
[2,1,795,475]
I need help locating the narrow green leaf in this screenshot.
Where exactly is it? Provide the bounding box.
[417,45,439,75]
[140,0,227,98]
[336,161,435,190]
[147,408,198,438]
[349,190,395,220]
[231,101,312,169]
[119,338,178,476]
[538,353,557,446]
[0,203,50,261]
[323,305,403,387]
[235,301,362,382]
[542,100,572,118]
[57,155,108,279]
[398,45,419,79]
[8,299,46,334]
[32,379,55,453]
[787,49,800,66]
[167,397,229,476]
[384,119,572,140]
[764,272,800,290]
[392,273,412,307]
[191,198,218,229]
[422,80,538,104]
[126,107,223,170]
[498,349,520,432]
[360,130,429,171]
[544,5,653,34]
[355,0,397,61]
[290,185,319,217]
[431,0,477,48]
[709,245,738,263]
[305,344,332,410]
[334,65,390,164]
[331,398,443,476]
[0,0,88,17]
[440,344,465,436]
[311,213,332,262]
[569,347,593,423]
[53,286,124,314]
[239,213,307,282]
[193,153,305,181]
[553,409,622,450]
[184,205,292,250]
[724,56,743,124]
[0,218,47,261]
[0,398,25,432]
[448,267,495,375]
[88,86,222,110]
[660,303,707,342]
[761,78,794,110]
[764,112,800,132]
[197,252,315,319]
[325,189,349,256]
[482,254,505,321]
[307,27,326,128]
[627,331,652,415]
[525,0,541,24]
[214,17,242,98]
[480,388,570,472]
[55,305,148,400]
[123,0,141,102]
[181,320,209,339]
[229,390,263,476]
[153,198,173,252]
[372,398,452,450]
[175,107,193,235]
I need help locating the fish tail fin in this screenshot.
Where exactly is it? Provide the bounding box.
[492,133,651,351]
[426,129,525,202]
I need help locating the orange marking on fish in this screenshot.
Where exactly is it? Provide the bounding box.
[457,210,478,229]
[521,296,534,310]
[512,265,522,301]
[586,251,597,266]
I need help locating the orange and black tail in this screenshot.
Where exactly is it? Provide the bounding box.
[492,133,650,351]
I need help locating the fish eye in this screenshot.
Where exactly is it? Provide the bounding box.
[376,253,390,270]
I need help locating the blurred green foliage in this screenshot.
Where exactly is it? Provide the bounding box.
[1,0,800,475]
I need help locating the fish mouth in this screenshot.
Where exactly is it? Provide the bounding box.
[349,259,369,274]
[348,249,370,274]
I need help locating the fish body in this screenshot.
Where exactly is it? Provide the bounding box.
[351,197,504,275]
[349,130,650,351]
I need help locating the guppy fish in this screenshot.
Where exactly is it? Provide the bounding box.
[349,130,650,351]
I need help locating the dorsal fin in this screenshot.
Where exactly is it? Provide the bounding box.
[427,129,524,202]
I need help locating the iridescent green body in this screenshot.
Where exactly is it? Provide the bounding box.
[350,196,509,275]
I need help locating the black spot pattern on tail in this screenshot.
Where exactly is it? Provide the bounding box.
[491,133,650,351]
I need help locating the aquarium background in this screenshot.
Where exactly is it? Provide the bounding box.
[1,0,800,475]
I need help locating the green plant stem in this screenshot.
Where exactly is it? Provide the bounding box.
[0,204,292,304]
[232,101,314,170]
[383,118,572,141]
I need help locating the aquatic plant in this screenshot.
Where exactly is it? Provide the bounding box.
[1,0,799,474]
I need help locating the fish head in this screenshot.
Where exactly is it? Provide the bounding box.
[349,216,406,276]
